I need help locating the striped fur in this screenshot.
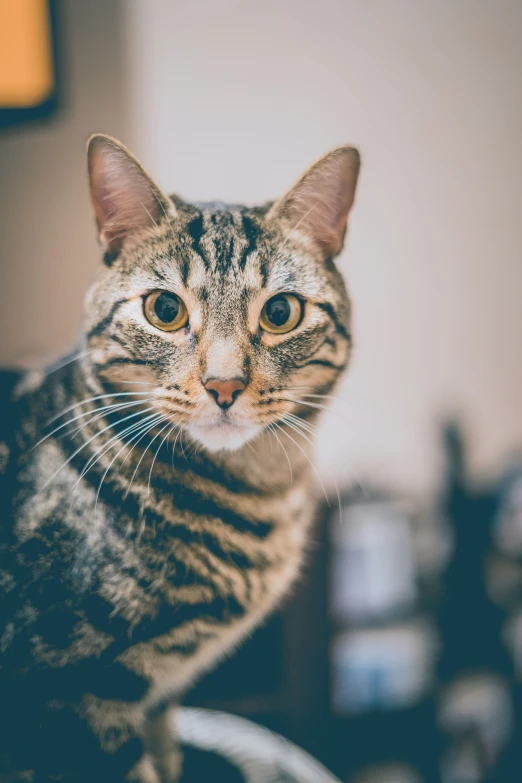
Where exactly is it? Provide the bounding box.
[0,137,359,782]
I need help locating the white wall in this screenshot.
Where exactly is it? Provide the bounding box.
[124,0,522,495]
[0,0,127,365]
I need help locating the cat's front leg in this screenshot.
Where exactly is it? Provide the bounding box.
[141,706,182,783]
[79,694,149,781]
[81,696,181,783]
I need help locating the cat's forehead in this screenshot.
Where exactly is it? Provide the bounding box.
[187,207,259,277]
[131,203,317,298]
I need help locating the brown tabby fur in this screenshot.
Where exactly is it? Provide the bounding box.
[0,136,359,782]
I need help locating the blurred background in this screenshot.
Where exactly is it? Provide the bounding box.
[1,2,522,781]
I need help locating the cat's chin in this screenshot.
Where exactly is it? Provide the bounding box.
[187,422,260,453]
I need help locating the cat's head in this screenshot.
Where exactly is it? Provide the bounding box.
[84,135,360,452]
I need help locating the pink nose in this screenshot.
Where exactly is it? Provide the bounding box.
[204,378,246,409]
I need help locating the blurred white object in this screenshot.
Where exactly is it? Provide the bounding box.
[330,502,417,622]
[175,707,342,783]
[331,621,435,714]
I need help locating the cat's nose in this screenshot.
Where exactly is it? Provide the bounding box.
[204,378,246,409]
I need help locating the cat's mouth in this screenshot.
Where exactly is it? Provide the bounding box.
[187,413,260,452]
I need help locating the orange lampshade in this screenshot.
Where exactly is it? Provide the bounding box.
[0,0,54,108]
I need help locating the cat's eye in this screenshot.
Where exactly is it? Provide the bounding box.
[144,290,188,331]
[259,294,303,334]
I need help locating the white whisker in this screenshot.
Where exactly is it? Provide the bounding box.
[281,396,352,425]
[278,201,319,253]
[147,423,176,497]
[125,417,171,499]
[42,407,159,491]
[280,415,315,449]
[140,201,159,229]
[37,398,154,448]
[171,425,183,467]
[115,415,169,478]
[47,391,152,425]
[150,188,178,247]
[286,388,350,404]
[283,412,317,437]
[267,424,293,484]
[43,349,92,377]
[69,402,149,440]
[92,414,167,522]
[282,413,342,514]
[70,409,161,493]
[179,431,188,463]
[273,421,329,506]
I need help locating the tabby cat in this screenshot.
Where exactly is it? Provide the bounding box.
[0,135,360,782]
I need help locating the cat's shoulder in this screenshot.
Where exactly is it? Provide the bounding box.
[0,369,26,417]
[0,369,25,475]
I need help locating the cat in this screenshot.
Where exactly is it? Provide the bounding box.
[0,135,359,783]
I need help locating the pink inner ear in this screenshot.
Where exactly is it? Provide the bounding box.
[88,140,167,253]
[271,147,360,258]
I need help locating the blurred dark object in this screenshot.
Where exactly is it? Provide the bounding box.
[436,424,513,783]
[437,423,509,680]
[0,0,59,129]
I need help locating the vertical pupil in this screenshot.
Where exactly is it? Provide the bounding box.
[155,293,179,323]
[267,296,290,326]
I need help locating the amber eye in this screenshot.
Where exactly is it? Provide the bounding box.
[144,290,188,331]
[259,294,303,334]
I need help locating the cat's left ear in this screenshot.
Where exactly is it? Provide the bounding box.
[87,134,172,255]
[267,146,360,259]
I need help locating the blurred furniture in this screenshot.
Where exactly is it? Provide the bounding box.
[177,707,342,783]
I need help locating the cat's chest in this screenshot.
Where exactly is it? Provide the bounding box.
[15,439,313,681]
[94,493,309,624]
[88,472,311,612]
[103,490,311,695]
[120,523,308,705]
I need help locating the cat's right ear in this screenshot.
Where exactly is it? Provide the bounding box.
[267,146,360,259]
[87,134,172,255]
